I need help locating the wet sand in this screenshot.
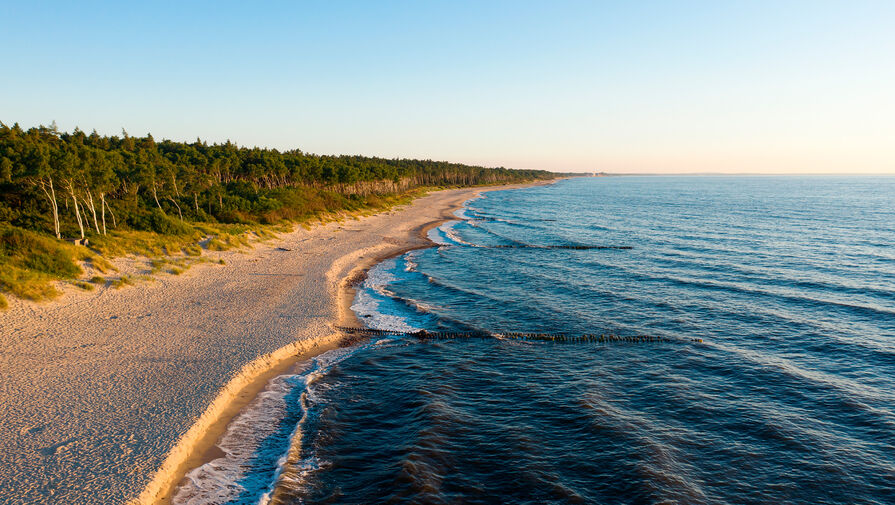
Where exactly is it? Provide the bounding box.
[0,182,549,505]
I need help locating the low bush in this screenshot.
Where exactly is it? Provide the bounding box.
[126,209,194,235]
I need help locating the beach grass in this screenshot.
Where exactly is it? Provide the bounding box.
[0,225,84,301]
[111,275,134,289]
[74,281,95,291]
[0,185,437,304]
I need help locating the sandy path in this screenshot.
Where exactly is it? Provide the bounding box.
[0,184,539,505]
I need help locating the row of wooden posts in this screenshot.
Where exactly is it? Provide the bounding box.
[484,245,633,250]
[336,326,703,344]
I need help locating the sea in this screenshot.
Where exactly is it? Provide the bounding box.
[172,176,895,505]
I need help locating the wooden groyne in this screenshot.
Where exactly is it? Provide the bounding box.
[488,245,633,250]
[335,326,703,344]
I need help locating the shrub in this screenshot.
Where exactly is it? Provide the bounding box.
[126,209,193,235]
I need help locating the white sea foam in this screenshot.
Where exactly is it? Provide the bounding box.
[171,344,367,505]
[404,250,420,272]
[171,372,301,505]
[426,223,454,245]
[439,220,477,247]
[350,259,419,333]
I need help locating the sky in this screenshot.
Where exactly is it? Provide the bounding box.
[2,1,894,174]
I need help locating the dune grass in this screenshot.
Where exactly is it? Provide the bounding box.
[111,275,134,289]
[0,225,85,301]
[74,281,95,291]
[0,186,433,304]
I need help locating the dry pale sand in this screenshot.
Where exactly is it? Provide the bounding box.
[0,183,546,505]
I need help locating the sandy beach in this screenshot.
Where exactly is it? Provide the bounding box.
[0,182,546,505]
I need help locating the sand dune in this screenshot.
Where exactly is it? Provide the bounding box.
[0,184,543,505]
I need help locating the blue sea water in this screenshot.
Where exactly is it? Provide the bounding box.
[175,176,895,505]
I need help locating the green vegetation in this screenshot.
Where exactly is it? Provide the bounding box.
[0,224,86,300]
[74,281,95,291]
[0,121,556,302]
[111,275,134,289]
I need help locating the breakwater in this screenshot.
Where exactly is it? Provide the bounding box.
[335,325,699,344]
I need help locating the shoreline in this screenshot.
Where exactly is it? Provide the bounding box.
[137,180,556,504]
[0,180,556,505]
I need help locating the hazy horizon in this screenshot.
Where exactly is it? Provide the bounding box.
[3,1,894,174]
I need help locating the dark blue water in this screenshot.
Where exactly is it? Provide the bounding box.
[175,176,895,505]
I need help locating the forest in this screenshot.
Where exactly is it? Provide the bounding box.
[0,121,556,305]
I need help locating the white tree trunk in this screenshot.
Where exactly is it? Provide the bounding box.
[85,190,101,234]
[168,196,183,220]
[38,177,62,239]
[79,199,91,236]
[100,193,107,235]
[152,183,165,215]
[50,178,61,239]
[68,182,85,239]
[106,199,118,228]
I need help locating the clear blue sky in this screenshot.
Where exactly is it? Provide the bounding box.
[2,1,893,173]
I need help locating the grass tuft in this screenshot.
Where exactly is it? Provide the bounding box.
[111,275,134,289]
[206,233,249,251]
[88,255,117,274]
[183,244,203,256]
[74,281,95,291]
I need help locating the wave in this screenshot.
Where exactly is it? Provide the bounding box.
[350,258,421,333]
[511,247,895,321]
[706,340,895,414]
[437,220,480,247]
[437,222,632,250]
[171,345,363,505]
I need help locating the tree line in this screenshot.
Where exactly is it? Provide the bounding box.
[0,122,555,239]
